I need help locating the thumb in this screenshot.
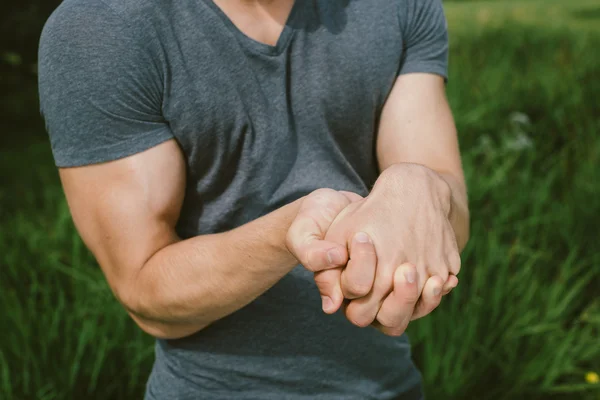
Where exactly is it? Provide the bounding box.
[287,213,348,272]
[314,268,344,314]
[287,189,353,272]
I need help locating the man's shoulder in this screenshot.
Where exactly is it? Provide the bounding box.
[46,0,166,34]
[42,0,171,56]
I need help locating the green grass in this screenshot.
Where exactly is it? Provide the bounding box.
[445,0,600,34]
[0,145,155,399]
[1,1,600,399]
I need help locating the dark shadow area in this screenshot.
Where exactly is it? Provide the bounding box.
[1,0,62,149]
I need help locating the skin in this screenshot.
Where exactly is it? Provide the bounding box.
[305,73,469,336]
[212,0,296,46]
[60,141,357,339]
[57,1,469,340]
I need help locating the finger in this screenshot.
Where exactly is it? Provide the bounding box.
[304,239,348,272]
[442,274,459,295]
[287,189,355,271]
[314,268,344,314]
[373,264,420,336]
[341,232,377,299]
[287,214,348,272]
[410,275,445,321]
[344,261,397,328]
[443,220,462,276]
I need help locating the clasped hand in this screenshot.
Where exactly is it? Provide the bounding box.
[287,164,461,336]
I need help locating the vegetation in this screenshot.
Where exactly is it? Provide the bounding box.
[1,0,599,399]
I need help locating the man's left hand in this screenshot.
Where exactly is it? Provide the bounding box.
[317,163,461,336]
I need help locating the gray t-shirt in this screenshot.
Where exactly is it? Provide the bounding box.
[39,0,448,398]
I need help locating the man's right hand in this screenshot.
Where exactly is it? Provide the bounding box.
[286,188,364,274]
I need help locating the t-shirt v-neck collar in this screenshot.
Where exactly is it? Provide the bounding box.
[203,0,301,56]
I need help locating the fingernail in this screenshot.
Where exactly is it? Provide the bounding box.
[327,249,342,265]
[354,232,371,243]
[404,267,416,284]
[322,296,334,312]
[433,286,442,296]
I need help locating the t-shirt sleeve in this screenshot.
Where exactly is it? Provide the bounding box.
[397,0,449,80]
[38,1,173,167]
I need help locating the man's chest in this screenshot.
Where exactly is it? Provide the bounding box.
[158,1,403,174]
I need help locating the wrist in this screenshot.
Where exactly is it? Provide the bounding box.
[278,197,306,262]
[225,196,304,269]
[374,163,452,210]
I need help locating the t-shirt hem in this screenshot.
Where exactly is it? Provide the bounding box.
[52,127,174,168]
[398,62,448,81]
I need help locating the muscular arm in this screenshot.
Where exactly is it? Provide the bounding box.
[42,1,354,342]
[312,74,468,333]
[376,73,469,251]
[60,140,302,339]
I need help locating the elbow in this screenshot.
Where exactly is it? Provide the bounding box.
[117,283,208,340]
[129,313,207,340]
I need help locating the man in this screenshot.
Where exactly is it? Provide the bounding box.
[38,0,469,398]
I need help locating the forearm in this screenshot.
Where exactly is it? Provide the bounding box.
[126,199,302,337]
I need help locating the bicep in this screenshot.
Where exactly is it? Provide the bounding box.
[59,139,186,303]
[376,73,464,185]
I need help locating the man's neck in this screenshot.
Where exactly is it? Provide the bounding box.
[211,0,296,46]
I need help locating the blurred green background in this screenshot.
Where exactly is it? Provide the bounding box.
[1,0,599,399]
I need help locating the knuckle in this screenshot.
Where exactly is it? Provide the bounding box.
[346,310,373,328]
[376,309,403,329]
[345,283,371,298]
[375,315,395,329]
[376,317,406,336]
[349,317,372,328]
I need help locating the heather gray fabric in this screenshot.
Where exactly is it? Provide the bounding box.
[39,0,448,398]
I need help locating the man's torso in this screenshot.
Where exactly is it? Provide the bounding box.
[45,0,425,398]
